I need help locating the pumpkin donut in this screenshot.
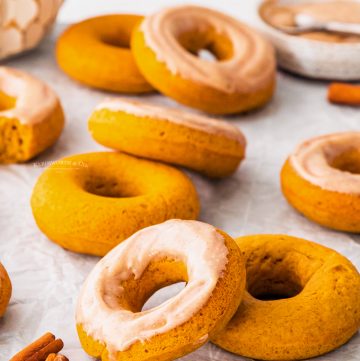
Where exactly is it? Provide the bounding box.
[89,98,246,178]
[281,132,360,232]
[0,67,64,164]
[212,234,360,360]
[31,152,199,256]
[56,15,153,93]
[76,219,246,361]
[131,5,276,114]
[0,262,11,317]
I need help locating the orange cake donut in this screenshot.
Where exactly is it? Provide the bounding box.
[0,67,64,163]
[31,152,200,256]
[76,220,246,361]
[281,132,360,232]
[0,262,11,317]
[89,98,247,178]
[212,234,360,360]
[56,15,153,93]
[131,5,276,115]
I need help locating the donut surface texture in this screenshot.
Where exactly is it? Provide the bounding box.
[212,234,360,360]
[131,5,276,114]
[281,132,360,232]
[31,152,200,256]
[0,67,64,163]
[89,98,247,178]
[0,263,11,317]
[56,15,153,93]
[76,220,246,361]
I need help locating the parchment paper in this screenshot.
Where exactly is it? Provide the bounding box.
[0,23,360,361]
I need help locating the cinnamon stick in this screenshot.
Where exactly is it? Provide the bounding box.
[328,83,360,106]
[10,333,64,361]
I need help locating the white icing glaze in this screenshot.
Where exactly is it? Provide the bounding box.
[96,98,246,144]
[141,5,275,94]
[5,0,38,29]
[290,132,360,194]
[0,0,63,60]
[76,220,229,357]
[0,67,59,125]
[0,28,23,55]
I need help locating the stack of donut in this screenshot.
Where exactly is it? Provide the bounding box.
[56,5,276,115]
[75,220,360,361]
[1,4,360,361]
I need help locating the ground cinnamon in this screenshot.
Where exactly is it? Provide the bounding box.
[328,83,360,106]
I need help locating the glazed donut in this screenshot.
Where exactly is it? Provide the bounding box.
[56,15,153,93]
[131,5,276,114]
[0,263,11,317]
[76,219,246,361]
[89,98,247,178]
[281,132,360,232]
[31,152,200,256]
[0,67,64,163]
[0,0,63,60]
[212,234,360,360]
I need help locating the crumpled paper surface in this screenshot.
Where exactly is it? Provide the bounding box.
[1,24,360,361]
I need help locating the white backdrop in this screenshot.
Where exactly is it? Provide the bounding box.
[58,0,257,24]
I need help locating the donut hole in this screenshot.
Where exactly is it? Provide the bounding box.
[246,254,305,301]
[142,282,186,311]
[177,29,234,62]
[197,49,217,62]
[328,148,360,174]
[101,35,129,49]
[0,91,16,111]
[84,175,141,198]
[249,275,303,300]
[104,258,189,313]
[99,27,131,49]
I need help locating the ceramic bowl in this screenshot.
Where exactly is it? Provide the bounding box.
[254,0,360,80]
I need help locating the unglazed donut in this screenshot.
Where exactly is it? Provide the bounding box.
[212,234,360,360]
[31,152,200,256]
[281,132,360,232]
[0,262,11,317]
[0,67,64,163]
[56,15,153,93]
[89,98,246,178]
[131,5,276,114]
[76,220,246,361]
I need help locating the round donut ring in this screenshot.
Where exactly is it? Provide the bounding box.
[281,132,360,232]
[76,220,246,361]
[0,262,11,317]
[212,234,360,361]
[56,15,153,93]
[0,67,64,164]
[31,152,200,256]
[89,98,247,178]
[131,5,276,114]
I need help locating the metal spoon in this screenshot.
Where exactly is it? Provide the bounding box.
[275,13,360,36]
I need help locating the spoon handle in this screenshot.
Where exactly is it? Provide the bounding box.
[324,22,360,36]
